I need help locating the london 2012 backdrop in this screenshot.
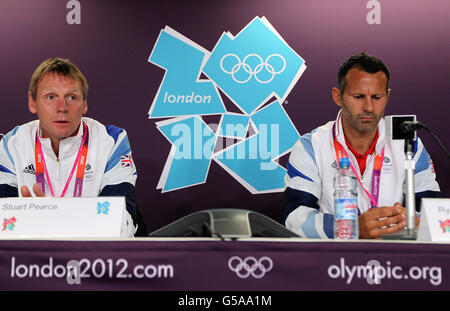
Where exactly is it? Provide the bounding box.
[0,0,448,233]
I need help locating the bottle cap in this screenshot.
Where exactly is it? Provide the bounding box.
[339,158,350,168]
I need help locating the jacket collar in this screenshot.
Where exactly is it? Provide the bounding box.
[36,119,85,160]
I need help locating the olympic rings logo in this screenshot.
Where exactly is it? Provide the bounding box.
[220,54,286,84]
[228,256,273,279]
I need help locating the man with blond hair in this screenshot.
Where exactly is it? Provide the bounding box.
[0,58,144,237]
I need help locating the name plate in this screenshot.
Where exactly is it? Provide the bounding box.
[417,198,450,242]
[0,197,125,238]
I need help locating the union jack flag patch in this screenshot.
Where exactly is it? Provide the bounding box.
[121,154,134,168]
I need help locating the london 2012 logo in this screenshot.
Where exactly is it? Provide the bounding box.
[439,219,450,233]
[2,217,17,231]
[148,16,306,193]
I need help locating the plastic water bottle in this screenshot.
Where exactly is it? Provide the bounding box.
[334,158,359,239]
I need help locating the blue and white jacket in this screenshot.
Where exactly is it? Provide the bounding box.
[282,111,440,238]
[0,117,138,237]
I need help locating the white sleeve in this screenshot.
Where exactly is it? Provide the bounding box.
[282,136,334,239]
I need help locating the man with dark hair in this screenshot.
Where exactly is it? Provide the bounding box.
[337,52,390,93]
[0,58,147,237]
[281,53,440,239]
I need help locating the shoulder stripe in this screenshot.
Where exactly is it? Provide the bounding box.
[287,162,313,182]
[415,146,431,174]
[299,132,316,164]
[105,125,124,144]
[105,136,131,173]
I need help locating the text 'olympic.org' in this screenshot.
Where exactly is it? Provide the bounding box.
[327,257,442,286]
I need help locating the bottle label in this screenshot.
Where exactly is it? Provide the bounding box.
[334,198,358,220]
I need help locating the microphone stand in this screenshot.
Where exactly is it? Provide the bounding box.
[382,134,417,240]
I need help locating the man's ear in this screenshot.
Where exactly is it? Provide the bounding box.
[83,100,88,114]
[332,87,343,108]
[28,92,37,114]
[387,88,391,101]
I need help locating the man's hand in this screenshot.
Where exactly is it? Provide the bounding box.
[359,203,406,239]
[20,183,45,197]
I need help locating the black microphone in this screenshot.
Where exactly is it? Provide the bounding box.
[398,121,425,134]
[399,120,450,159]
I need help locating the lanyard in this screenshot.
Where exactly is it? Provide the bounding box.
[35,122,89,197]
[332,123,384,209]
